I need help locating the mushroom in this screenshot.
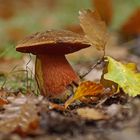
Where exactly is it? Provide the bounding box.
[16,30,90,97]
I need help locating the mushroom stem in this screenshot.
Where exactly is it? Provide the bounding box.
[35,54,79,97]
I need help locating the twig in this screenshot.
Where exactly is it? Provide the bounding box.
[80,57,104,79]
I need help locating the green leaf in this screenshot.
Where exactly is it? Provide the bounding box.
[103,56,140,97]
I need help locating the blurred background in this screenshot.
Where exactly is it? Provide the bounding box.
[0,0,140,87]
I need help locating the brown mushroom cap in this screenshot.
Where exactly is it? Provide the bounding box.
[16,30,90,54]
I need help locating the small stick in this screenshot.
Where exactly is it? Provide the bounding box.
[80,57,104,79]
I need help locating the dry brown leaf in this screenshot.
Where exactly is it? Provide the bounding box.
[6,27,26,42]
[0,95,39,134]
[77,107,109,120]
[92,0,113,25]
[45,0,58,11]
[0,1,15,20]
[0,90,10,105]
[0,97,8,105]
[121,8,140,36]
[65,81,104,108]
[79,9,109,50]
[65,24,84,34]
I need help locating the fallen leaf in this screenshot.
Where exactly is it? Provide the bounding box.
[79,9,109,50]
[103,56,140,97]
[14,119,39,136]
[121,8,140,36]
[0,97,8,105]
[0,90,9,105]
[0,2,14,20]
[77,107,109,120]
[92,0,113,25]
[65,81,104,108]
[100,58,118,93]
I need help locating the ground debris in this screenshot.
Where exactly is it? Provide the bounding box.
[0,94,40,135]
[0,93,139,140]
[76,107,109,120]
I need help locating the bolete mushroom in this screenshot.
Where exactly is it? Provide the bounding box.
[16,30,90,97]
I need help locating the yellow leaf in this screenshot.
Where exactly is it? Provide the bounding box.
[79,9,109,50]
[65,81,104,108]
[103,56,140,97]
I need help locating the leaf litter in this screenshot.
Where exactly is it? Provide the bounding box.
[0,93,40,134]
